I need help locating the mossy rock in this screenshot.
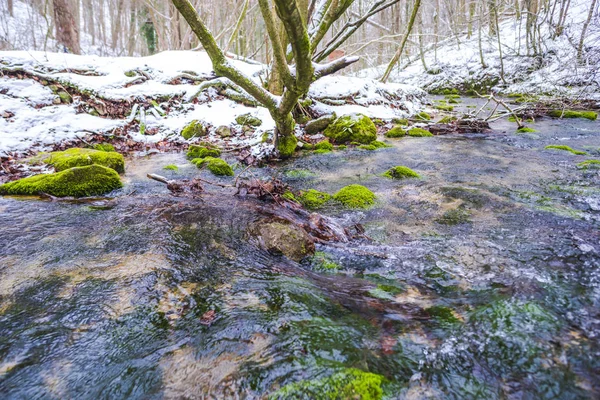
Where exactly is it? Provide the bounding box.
[93,143,115,152]
[324,114,377,144]
[304,113,336,135]
[385,126,406,138]
[383,166,420,179]
[187,144,221,159]
[0,165,122,198]
[124,70,137,77]
[436,208,471,225]
[333,184,376,209]
[298,189,331,209]
[438,116,457,124]
[544,145,586,155]
[516,127,537,133]
[314,140,334,151]
[434,104,454,111]
[408,127,433,137]
[181,120,207,140]
[215,125,231,137]
[191,157,234,176]
[359,144,377,151]
[430,87,459,95]
[236,113,263,127]
[251,220,314,261]
[391,118,408,125]
[448,98,460,104]
[270,368,385,400]
[547,110,597,121]
[163,164,179,171]
[43,148,125,173]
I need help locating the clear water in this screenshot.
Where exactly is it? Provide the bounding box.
[1,102,599,398]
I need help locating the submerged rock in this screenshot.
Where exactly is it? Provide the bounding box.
[251,220,314,261]
[334,184,376,208]
[181,120,207,140]
[305,113,336,135]
[41,147,125,173]
[324,114,377,144]
[0,165,122,197]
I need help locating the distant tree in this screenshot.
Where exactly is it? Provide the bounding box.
[53,0,81,54]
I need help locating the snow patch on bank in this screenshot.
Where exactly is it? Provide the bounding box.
[358,0,600,98]
[0,50,425,157]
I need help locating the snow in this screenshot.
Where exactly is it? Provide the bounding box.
[357,0,600,99]
[0,50,424,157]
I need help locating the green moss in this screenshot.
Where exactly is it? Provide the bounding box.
[57,91,72,103]
[186,144,221,159]
[124,70,137,77]
[408,127,433,137]
[299,98,313,108]
[430,87,459,95]
[337,145,347,150]
[516,127,537,133]
[312,251,340,271]
[447,98,460,104]
[278,135,298,157]
[93,143,115,152]
[163,164,179,171]
[333,184,376,209]
[314,149,332,154]
[314,140,334,151]
[324,114,377,144]
[282,191,297,202]
[445,94,461,99]
[235,113,263,126]
[426,305,461,325]
[181,120,207,140]
[383,166,420,179]
[438,116,457,123]
[191,157,234,176]
[385,126,406,138]
[436,208,471,225]
[544,145,587,155]
[359,144,377,151]
[44,148,125,173]
[298,189,331,209]
[285,169,316,179]
[415,111,431,121]
[548,110,597,121]
[391,118,409,125]
[0,165,122,198]
[371,140,389,148]
[577,159,600,169]
[270,368,385,400]
[434,104,454,111]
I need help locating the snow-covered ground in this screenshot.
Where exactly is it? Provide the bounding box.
[0,50,425,157]
[358,0,600,99]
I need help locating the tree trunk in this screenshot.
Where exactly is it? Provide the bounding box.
[577,0,597,62]
[53,0,81,54]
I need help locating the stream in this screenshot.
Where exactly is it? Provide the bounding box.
[1,100,599,398]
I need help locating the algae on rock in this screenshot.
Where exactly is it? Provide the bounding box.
[383,166,420,179]
[0,165,122,198]
[324,114,377,144]
[191,157,234,176]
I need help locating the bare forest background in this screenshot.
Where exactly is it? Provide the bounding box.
[2,0,598,76]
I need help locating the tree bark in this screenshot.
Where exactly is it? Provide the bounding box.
[53,0,81,54]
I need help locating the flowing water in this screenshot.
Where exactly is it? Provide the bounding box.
[1,100,599,399]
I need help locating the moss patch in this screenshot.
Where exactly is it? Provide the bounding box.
[0,165,122,198]
[545,145,587,155]
[191,157,234,176]
[270,368,385,400]
[434,104,454,111]
[436,208,471,225]
[392,117,409,125]
[333,184,376,209]
[548,110,597,121]
[236,113,262,126]
[385,126,406,138]
[408,127,433,137]
[383,166,420,179]
[93,143,115,152]
[415,111,431,121]
[516,127,537,133]
[298,189,331,209]
[438,116,457,123]
[312,251,340,272]
[314,140,334,151]
[577,159,600,169]
[163,164,179,171]
[278,135,298,157]
[324,114,377,144]
[181,120,207,140]
[44,148,125,173]
[187,144,221,159]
